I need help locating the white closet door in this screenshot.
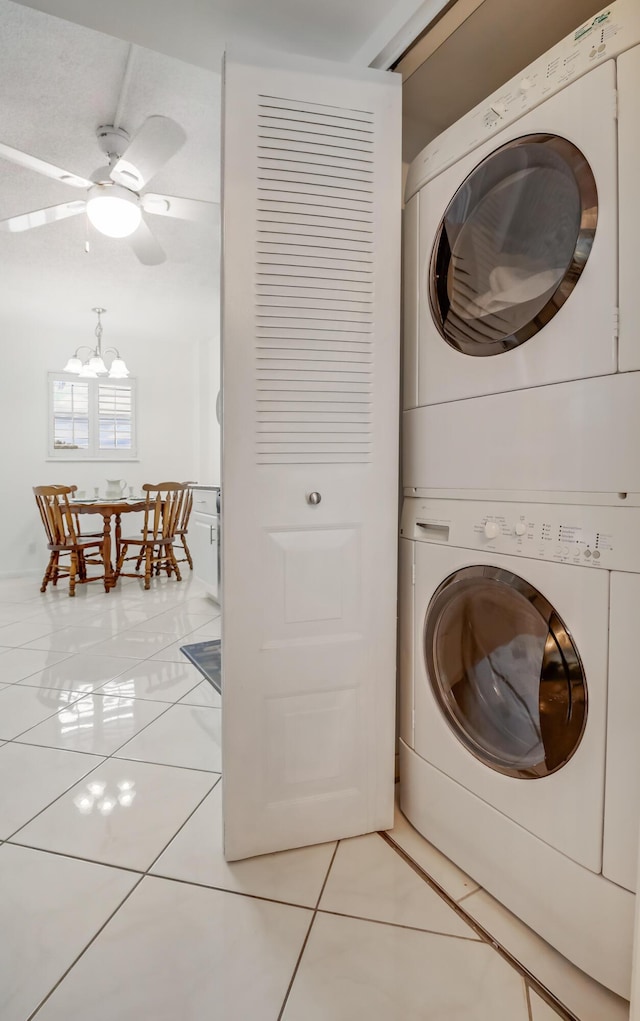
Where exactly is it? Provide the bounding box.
[220,48,401,860]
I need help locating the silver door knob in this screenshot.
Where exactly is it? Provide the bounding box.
[307,491,322,505]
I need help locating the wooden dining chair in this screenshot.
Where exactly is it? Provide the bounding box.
[33,485,108,597]
[113,482,186,590]
[61,485,103,541]
[172,482,195,570]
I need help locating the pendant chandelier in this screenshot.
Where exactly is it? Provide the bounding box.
[63,307,130,379]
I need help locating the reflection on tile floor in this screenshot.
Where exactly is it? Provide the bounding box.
[0,573,627,1020]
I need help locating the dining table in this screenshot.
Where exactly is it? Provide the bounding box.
[70,497,147,591]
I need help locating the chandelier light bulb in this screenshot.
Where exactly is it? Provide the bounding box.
[86,184,142,239]
[88,354,108,374]
[108,358,130,379]
[78,362,97,378]
[63,356,83,374]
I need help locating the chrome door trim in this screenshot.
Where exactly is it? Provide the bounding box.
[429,133,598,357]
[424,565,587,779]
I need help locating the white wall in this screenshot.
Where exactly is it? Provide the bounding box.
[1,315,220,578]
[197,330,221,488]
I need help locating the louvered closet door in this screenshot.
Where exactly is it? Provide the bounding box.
[221,49,401,860]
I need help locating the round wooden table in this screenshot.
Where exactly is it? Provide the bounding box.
[71,499,146,590]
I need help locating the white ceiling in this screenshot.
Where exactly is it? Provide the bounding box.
[0,0,221,347]
[11,0,438,70]
[0,0,439,351]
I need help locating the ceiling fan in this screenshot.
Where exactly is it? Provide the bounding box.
[0,115,217,264]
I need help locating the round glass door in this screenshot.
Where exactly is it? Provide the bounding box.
[429,134,597,356]
[424,566,587,779]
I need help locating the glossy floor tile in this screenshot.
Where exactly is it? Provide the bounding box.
[0,843,138,1021]
[0,684,83,740]
[97,659,205,702]
[81,629,178,660]
[0,619,58,647]
[33,876,311,1021]
[148,637,200,662]
[0,572,624,1021]
[385,796,479,902]
[530,991,566,1020]
[17,653,141,693]
[23,626,115,654]
[319,833,477,938]
[18,690,168,755]
[177,677,221,707]
[0,742,103,838]
[115,702,221,771]
[282,911,529,1020]
[13,756,216,871]
[131,609,217,634]
[0,647,71,684]
[152,781,335,906]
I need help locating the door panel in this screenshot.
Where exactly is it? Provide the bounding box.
[221,49,401,860]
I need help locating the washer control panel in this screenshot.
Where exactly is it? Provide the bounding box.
[404,0,638,199]
[400,497,640,571]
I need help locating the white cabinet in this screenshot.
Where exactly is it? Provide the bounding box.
[190,488,219,603]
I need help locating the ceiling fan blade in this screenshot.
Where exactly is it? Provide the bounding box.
[0,142,92,189]
[128,217,166,265]
[0,200,86,233]
[142,193,219,223]
[110,115,186,191]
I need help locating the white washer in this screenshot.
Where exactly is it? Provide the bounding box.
[399,495,640,997]
[403,0,640,413]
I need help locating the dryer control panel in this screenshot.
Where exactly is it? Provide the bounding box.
[405,0,640,200]
[400,497,640,571]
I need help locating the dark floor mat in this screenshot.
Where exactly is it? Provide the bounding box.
[179,639,221,694]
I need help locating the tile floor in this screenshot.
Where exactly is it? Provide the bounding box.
[0,571,630,1020]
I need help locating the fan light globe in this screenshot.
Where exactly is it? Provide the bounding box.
[86,185,142,239]
[63,356,83,374]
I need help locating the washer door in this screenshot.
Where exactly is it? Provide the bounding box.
[429,134,597,356]
[424,566,586,778]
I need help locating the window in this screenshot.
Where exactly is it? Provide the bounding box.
[48,373,137,460]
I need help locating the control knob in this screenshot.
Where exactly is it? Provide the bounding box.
[514,521,526,536]
[519,77,534,94]
[484,521,500,540]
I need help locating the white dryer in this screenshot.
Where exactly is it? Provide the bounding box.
[398,495,640,998]
[403,0,640,412]
[402,1,640,499]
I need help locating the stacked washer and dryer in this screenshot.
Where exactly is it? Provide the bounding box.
[400,0,640,999]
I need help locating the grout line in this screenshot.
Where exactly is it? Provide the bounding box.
[24,873,147,1021]
[525,980,535,1021]
[2,755,109,842]
[380,832,580,1021]
[316,905,481,941]
[25,773,220,1021]
[456,885,481,904]
[276,840,340,1021]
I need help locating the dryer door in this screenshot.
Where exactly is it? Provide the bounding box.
[414,59,616,409]
[424,565,586,778]
[430,134,596,357]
